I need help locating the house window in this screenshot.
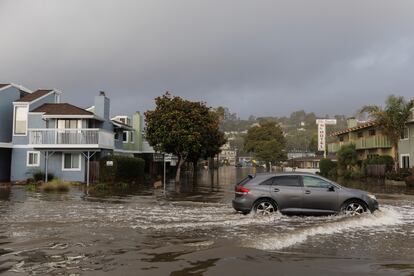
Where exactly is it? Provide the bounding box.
[58,119,80,129]
[130,131,134,143]
[369,129,376,136]
[123,131,128,143]
[114,132,119,140]
[62,153,81,171]
[401,155,410,169]
[401,127,409,140]
[27,151,40,167]
[339,136,344,142]
[14,105,28,135]
[357,132,363,138]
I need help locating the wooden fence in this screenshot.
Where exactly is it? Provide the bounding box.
[89,161,100,183]
[366,164,386,178]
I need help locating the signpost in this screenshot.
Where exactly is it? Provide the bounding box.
[316,119,337,158]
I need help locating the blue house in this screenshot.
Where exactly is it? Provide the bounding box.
[8,88,130,184]
[0,84,32,182]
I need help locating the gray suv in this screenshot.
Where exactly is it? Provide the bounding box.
[232,172,379,216]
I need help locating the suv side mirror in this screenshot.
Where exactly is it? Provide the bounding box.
[328,185,335,192]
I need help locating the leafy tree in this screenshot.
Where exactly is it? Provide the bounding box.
[337,143,358,173]
[188,110,226,180]
[360,95,414,170]
[244,121,287,170]
[145,92,225,183]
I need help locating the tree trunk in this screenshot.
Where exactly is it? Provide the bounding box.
[192,160,198,183]
[175,157,186,183]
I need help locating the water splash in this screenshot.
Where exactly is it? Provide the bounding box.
[249,206,404,251]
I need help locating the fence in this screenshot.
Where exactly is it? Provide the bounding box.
[366,164,386,178]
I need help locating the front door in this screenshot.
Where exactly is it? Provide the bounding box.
[301,175,339,213]
[269,175,303,212]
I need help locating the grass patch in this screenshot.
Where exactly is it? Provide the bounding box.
[39,179,72,193]
[25,183,37,192]
[88,182,135,196]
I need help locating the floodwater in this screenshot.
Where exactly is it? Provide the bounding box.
[1,168,414,275]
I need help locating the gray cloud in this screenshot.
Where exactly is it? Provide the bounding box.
[1,0,414,118]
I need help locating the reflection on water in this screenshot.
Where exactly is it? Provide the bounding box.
[0,167,414,275]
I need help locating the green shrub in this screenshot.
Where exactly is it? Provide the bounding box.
[343,170,353,179]
[405,174,414,187]
[100,155,145,183]
[337,144,358,170]
[385,169,411,181]
[363,155,394,172]
[319,159,337,177]
[328,168,337,179]
[40,179,70,192]
[33,171,54,182]
[350,170,365,179]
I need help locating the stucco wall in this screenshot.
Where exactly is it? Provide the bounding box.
[11,148,86,182]
[398,123,414,168]
[0,87,23,143]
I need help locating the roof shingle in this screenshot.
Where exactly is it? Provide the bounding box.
[31,103,94,116]
[329,121,377,136]
[16,89,53,102]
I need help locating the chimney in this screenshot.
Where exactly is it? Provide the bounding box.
[347,117,358,128]
[94,91,110,120]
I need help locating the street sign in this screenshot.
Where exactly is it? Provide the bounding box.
[316,119,337,125]
[153,153,164,162]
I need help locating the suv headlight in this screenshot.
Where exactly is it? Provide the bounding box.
[367,194,376,200]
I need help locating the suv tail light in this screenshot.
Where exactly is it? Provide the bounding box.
[235,185,250,195]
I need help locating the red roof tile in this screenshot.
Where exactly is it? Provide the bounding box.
[329,121,377,136]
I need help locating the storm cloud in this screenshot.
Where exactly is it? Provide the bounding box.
[1,0,414,118]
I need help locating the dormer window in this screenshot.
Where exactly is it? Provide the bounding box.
[14,105,28,135]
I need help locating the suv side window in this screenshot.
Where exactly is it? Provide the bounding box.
[260,178,274,185]
[272,176,301,187]
[302,176,331,188]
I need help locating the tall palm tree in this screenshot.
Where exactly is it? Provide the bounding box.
[360,95,414,171]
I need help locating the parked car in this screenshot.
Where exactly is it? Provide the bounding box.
[232,172,378,216]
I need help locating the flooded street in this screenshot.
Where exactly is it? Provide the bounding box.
[1,168,414,275]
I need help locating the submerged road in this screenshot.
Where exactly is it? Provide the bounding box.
[0,168,413,275]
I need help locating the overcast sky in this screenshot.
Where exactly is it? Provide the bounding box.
[1,0,414,118]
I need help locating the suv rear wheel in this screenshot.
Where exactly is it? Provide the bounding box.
[254,199,277,216]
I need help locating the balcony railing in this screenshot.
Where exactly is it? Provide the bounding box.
[28,128,114,149]
[328,136,392,153]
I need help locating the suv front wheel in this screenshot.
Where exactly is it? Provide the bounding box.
[341,200,367,216]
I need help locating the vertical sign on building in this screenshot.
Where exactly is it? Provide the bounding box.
[316,119,337,157]
[318,122,326,152]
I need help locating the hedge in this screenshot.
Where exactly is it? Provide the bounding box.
[100,155,145,183]
[319,158,337,178]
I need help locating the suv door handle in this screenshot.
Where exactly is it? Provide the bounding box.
[273,188,280,192]
[305,190,311,194]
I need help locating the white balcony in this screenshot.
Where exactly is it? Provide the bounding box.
[28,128,114,149]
